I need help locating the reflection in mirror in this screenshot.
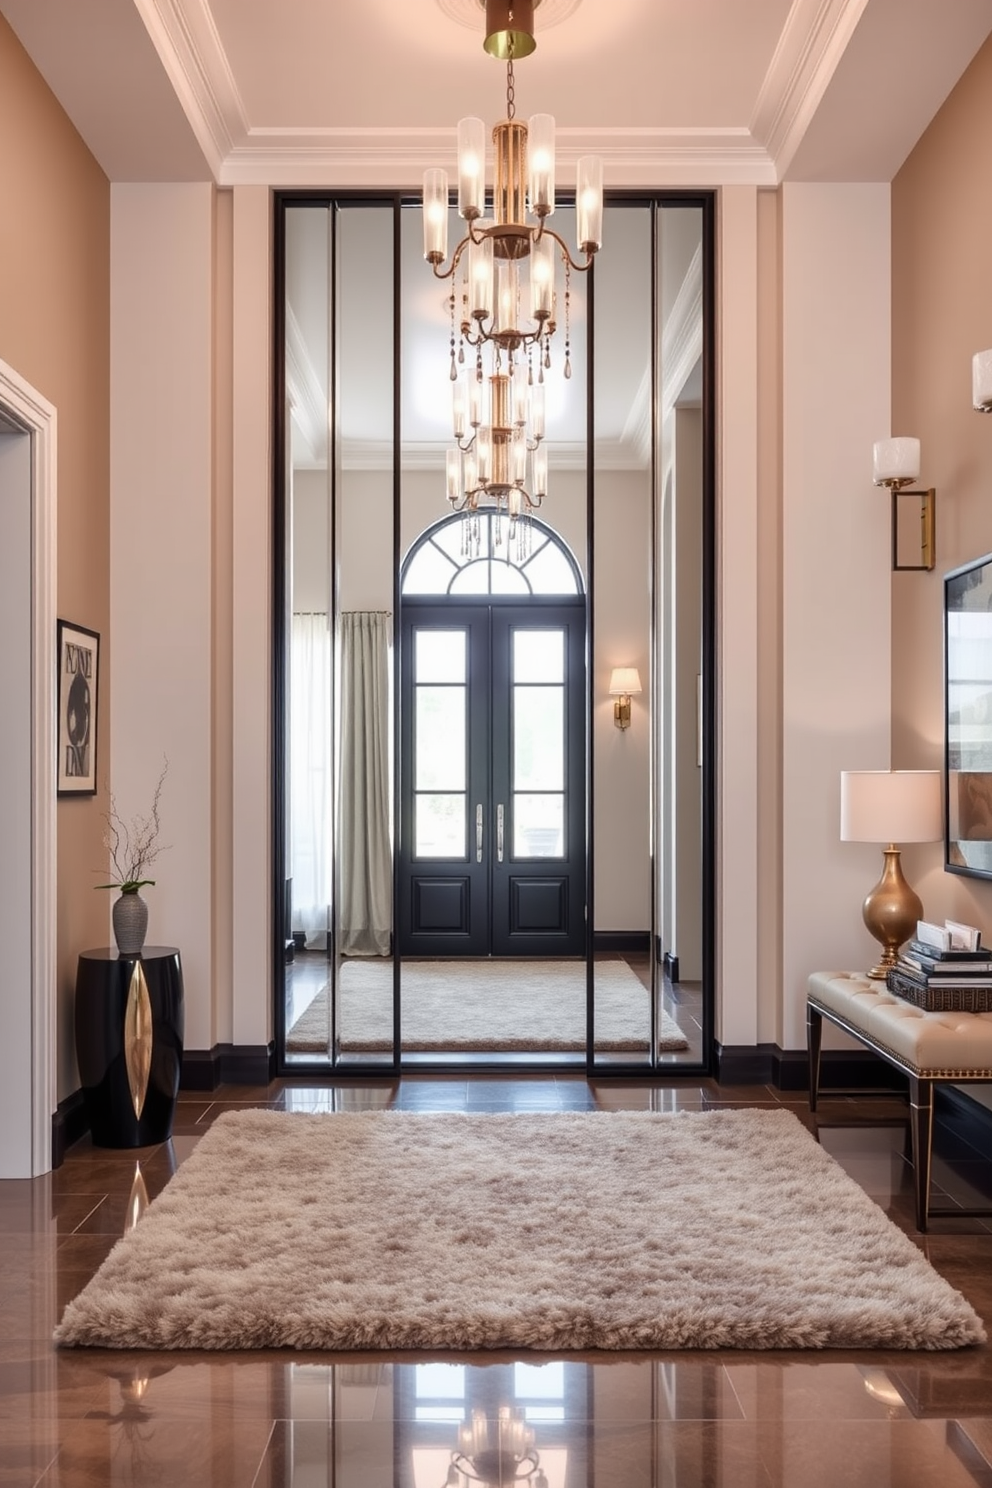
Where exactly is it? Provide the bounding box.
[591,203,705,1069]
[283,203,333,1063]
[278,194,710,1072]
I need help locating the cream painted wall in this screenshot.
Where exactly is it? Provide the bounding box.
[891,34,992,935]
[0,19,110,1101]
[110,184,216,1052]
[780,183,893,1051]
[717,186,760,1046]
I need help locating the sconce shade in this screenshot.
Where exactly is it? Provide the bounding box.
[974,350,992,412]
[840,770,942,844]
[872,438,920,486]
[609,667,642,696]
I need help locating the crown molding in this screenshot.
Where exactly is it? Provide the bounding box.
[133,0,247,178]
[139,3,783,186]
[622,366,652,469]
[661,242,703,423]
[217,126,778,188]
[750,0,871,180]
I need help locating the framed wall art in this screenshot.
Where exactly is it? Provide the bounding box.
[945,553,992,878]
[57,620,99,796]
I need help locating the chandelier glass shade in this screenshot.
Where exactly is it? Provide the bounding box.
[422,0,603,527]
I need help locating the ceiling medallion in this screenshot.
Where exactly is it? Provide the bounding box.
[434,0,582,35]
[422,0,603,550]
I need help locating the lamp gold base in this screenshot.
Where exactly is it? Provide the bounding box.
[862,846,922,982]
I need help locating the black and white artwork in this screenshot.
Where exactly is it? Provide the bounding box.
[57,620,99,796]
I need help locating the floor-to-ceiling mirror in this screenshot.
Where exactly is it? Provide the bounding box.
[274,192,712,1075]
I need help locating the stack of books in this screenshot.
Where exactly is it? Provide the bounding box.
[886,919,992,1012]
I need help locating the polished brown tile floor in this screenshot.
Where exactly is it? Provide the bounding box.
[4,1077,992,1486]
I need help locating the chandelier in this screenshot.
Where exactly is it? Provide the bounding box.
[422,0,603,537]
[443,1407,548,1488]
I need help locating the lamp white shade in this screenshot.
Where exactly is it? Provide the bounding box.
[974,349,992,411]
[872,437,920,485]
[609,667,642,697]
[840,770,942,844]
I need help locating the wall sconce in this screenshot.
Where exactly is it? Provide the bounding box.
[872,437,935,572]
[608,667,641,730]
[973,350,992,412]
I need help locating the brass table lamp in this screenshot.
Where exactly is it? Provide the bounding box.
[840,770,943,979]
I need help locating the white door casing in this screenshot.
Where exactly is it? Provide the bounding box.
[0,357,57,1178]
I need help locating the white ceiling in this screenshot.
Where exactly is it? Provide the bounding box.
[2,0,991,186]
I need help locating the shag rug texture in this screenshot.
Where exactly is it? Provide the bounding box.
[286,957,688,1053]
[55,1108,984,1352]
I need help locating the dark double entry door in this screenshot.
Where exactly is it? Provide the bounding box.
[398,600,586,957]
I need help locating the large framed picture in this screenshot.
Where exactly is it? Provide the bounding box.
[946,553,992,878]
[57,620,99,796]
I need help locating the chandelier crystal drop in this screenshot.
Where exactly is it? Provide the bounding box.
[423,0,603,532]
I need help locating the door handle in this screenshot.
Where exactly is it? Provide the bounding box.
[476,803,483,863]
[496,803,504,863]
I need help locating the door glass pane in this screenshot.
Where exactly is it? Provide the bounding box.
[514,629,564,683]
[521,541,579,594]
[514,794,564,857]
[514,686,564,790]
[416,629,465,683]
[489,561,529,595]
[403,541,458,595]
[450,561,490,594]
[415,794,466,857]
[415,686,465,789]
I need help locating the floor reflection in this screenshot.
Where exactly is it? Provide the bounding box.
[283,952,704,1068]
[4,1077,992,1486]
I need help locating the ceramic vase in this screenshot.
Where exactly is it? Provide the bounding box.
[113,892,148,956]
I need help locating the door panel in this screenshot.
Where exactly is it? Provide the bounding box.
[399,609,490,955]
[399,601,586,957]
[490,607,585,955]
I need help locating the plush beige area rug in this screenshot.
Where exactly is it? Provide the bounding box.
[55,1108,983,1352]
[286,958,688,1053]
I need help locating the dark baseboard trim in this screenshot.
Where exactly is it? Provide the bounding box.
[714,1043,909,1093]
[181,1049,222,1091]
[52,1089,89,1168]
[772,1046,908,1094]
[593,931,651,954]
[713,1042,778,1084]
[181,1043,277,1091]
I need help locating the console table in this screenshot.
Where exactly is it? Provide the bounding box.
[75,946,184,1148]
[808,970,992,1230]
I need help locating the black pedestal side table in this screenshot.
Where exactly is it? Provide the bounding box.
[75,946,185,1147]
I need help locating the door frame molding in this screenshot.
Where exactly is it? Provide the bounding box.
[0,356,57,1176]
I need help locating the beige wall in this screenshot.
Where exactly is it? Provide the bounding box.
[0,19,110,1099]
[891,33,992,933]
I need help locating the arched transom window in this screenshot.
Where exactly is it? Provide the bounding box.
[401,512,583,598]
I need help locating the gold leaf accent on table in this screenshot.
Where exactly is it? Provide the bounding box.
[124,961,153,1120]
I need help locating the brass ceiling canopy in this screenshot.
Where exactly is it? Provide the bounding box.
[483,0,539,59]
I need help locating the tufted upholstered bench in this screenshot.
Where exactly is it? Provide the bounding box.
[807,970,992,1231]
